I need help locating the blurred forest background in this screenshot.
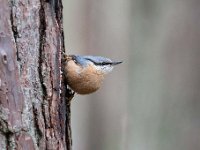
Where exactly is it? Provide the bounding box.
[63,0,200,150]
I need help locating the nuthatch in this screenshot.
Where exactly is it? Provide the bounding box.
[63,54,122,94]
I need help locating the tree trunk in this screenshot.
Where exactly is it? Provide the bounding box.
[0,0,73,149]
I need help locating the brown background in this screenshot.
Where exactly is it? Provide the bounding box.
[64,0,200,150]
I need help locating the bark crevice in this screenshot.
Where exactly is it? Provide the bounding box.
[5,131,14,149]
[38,0,48,148]
[32,104,43,147]
[9,2,20,62]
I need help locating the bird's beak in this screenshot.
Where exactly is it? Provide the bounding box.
[111,61,123,65]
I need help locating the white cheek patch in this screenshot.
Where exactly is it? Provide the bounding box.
[95,65,113,74]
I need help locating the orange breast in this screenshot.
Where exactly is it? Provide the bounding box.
[64,60,104,94]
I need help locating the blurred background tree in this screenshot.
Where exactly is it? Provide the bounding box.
[64,0,200,150]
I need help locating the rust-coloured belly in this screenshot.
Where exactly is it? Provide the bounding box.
[65,61,104,94]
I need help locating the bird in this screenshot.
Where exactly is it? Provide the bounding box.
[63,54,122,94]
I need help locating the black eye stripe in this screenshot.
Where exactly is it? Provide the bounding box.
[85,58,112,66]
[101,62,112,65]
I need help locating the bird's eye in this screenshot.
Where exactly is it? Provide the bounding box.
[73,59,77,63]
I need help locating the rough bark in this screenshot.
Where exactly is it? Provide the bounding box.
[0,0,73,149]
